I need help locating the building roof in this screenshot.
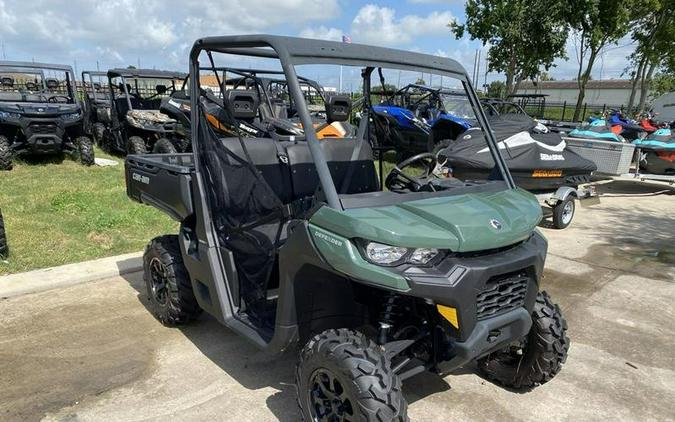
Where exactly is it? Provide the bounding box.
[519,79,634,90]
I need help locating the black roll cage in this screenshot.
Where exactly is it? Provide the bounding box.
[107,68,187,112]
[189,35,515,211]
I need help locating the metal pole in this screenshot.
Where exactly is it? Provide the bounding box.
[561,101,566,121]
[339,65,343,93]
[476,50,481,88]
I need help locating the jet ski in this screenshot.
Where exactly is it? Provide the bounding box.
[632,128,675,175]
[568,119,624,142]
[437,119,597,192]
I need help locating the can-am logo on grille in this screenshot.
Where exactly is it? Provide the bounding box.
[490,219,502,230]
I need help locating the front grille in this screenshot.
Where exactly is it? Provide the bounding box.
[476,271,529,320]
[29,123,58,134]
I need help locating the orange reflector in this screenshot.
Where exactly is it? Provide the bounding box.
[532,169,562,178]
[437,305,459,329]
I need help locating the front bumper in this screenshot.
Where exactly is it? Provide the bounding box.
[2,116,82,154]
[400,231,547,342]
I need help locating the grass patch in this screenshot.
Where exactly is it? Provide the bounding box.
[0,148,176,275]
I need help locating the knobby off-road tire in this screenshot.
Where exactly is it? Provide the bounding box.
[143,235,201,326]
[296,328,408,422]
[152,137,177,154]
[0,135,13,170]
[478,291,570,390]
[552,197,575,230]
[127,136,147,155]
[0,209,8,258]
[92,123,106,146]
[76,136,95,166]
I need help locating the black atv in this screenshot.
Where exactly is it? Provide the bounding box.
[0,61,94,170]
[126,35,569,421]
[105,68,189,155]
[81,70,112,146]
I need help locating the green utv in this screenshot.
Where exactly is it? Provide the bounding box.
[125,35,569,421]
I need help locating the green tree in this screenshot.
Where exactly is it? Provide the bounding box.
[450,0,568,97]
[625,0,675,112]
[650,72,675,99]
[566,0,637,120]
[486,80,507,98]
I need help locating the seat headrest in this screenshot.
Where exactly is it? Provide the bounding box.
[226,89,259,120]
[45,78,59,89]
[1,76,14,87]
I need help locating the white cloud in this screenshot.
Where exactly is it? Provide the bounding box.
[0,0,340,69]
[299,26,344,42]
[351,5,454,47]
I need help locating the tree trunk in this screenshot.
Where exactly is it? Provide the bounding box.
[637,61,656,113]
[573,47,599,122]
[627,56,646,112]
[505,53,517,98]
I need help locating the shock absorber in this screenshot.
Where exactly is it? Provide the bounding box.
[377,293,402,345]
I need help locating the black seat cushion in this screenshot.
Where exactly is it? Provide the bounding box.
[219,137,293,204]
[286,138,378,199]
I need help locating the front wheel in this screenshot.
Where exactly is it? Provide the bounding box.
[127,136,148,155]
[76,136,95,166]
[152,137,177,154]
[92,123,106,146]
[552,197,575,229]
[296,329,408,421]
[478,291,570,390]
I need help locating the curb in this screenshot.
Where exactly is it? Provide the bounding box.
[0,251,143,299]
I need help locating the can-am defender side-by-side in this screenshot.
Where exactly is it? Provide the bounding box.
[105,68,188,155]
[81,70,112,146]
[0,61,94,170]
[125,35,569,421]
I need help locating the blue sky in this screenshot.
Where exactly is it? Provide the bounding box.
[0,0,635,86]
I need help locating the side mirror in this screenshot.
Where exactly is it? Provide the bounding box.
[155,84,167,95]
[325,95,351,123]
[226,90,259,120]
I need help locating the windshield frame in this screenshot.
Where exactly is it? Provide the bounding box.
[0,61,78,104]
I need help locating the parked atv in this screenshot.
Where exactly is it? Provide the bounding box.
[0,208,7,258]
[81,70,112,146]
[125,35,569,421]
[0,61,94,170]
[105,68,189,154]
[370,83,474,155]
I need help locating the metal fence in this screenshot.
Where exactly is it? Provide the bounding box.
[520,100,626,123]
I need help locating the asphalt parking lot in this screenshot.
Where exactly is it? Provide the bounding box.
[1,180,674,422]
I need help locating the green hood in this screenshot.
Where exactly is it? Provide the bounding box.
[310,188,541,252]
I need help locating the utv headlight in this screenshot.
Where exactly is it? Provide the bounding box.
[409,248,439,265]
[0,110,21,119]
[61,112,81,121]
[365,242,408,266]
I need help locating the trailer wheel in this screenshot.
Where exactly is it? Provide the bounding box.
[478,291,569,390]
[77,136,95,166]
[92,123,106,146]
[296,328,408,421]
[143,235,201,326]
[552,197,575,229]
[0,209,8,258]
[152,138,177,154]
[0,135,12,171]
[127,136,147,155]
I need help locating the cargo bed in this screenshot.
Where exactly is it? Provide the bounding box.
[125,153,195,221]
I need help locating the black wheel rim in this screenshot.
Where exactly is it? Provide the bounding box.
[149,257,169,306]
[308,368,355,421]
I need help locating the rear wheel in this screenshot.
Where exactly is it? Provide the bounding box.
[0,209,8,258]
[152,137,177,154]
[92,123,106,146]
[127,136,147,155]
[552,197,575,229]
[0,135,12,171]
[296,328,408,421]
[76,136,95,166]
[478,291,569,390]
[143,235,201,326]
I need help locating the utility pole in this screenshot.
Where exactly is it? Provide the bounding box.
[96,61,100,71]
[475,50,481,89]
[1,41,5,60]
[472,50,478,86]
[137,57,141,69]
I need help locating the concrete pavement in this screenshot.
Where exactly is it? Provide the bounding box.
[0,180,674,421]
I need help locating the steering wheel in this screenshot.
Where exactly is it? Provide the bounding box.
[47,95,70,103]
[385,152,438,192]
